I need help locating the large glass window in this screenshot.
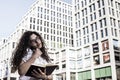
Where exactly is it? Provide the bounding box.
[116,65,120,80]
[70,72,76,80]
[113,39,119,50]
[70,60,76,70]
[78,71,91,80]
[95,67,112,79]
[115,51,120,63]
[84,57,91,67]
[103,52,110,63]
[92,43,99,53]
[84,47,90,56]
[93,55,100,65]
[77,49,82,58]
[77,59,83,69]
[101,40,109,51]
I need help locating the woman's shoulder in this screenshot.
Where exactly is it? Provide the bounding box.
[22,48,33,62]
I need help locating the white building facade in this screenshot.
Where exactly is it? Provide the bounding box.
[53,47,77,80]
[73,0,120,80]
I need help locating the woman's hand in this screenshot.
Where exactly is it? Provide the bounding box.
[47,75,53,80]
[31,68,53,80]
[32,48,42,58]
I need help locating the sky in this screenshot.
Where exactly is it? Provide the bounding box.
[0,0,72,38]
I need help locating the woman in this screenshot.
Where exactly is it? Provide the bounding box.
[11,31,52,80]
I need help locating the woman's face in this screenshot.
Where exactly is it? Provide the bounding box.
[29,34,42,49]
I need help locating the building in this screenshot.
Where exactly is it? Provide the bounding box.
[54,47,77,80]
[73,0,120,80]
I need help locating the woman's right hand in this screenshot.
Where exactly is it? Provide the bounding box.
[31,68,52,80]
[32,48,42,58]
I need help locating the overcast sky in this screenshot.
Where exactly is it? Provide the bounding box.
[0,0,72,38]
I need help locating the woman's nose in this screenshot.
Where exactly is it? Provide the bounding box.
[34,39,38,43]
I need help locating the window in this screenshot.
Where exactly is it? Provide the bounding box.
[12,42,15,48]
[82,10,84,16]
[84,47,90,56]
[97,0,100,8]
[99,18,107,28]
[103,52,110,63]
[113,39,119,50]
[92,33,95,41]
[37,26,39,30]
[84,37,86,44]
[82,18,85,25]
[115,51,120,63]
[105,28,108,36]
[78,71,91,80]
[77,59,83,69]
[98,9,102,17]
[70,60,76,69]
[85,57,91,67]
[112,9,114,16]
[90,14,93,21]
[103,8,105,15]
[102,0,105,6]
[62,64,66,68]
[30,17,32,22]
[83,28,85,35]
[114,29,117,37]
[96,32,98,40]
[101,40,109,51]
[93,55,100,65]
[104,18,107,26]
[77,49,82,58]
[116,65,120,80]
[87,35,89,43]
[70,72,76,80]
[33,18,35,23]
[95,67,112,79]
[30,24,32,29]
[85,8,87,15]
[89,5,92,12]
[118,21,120,28]
[92,43,99,53]
[81,1,84,7]
[101,30,104,38]
[94,12,96,19]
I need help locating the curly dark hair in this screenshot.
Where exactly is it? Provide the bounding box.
[11,31,50,72]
